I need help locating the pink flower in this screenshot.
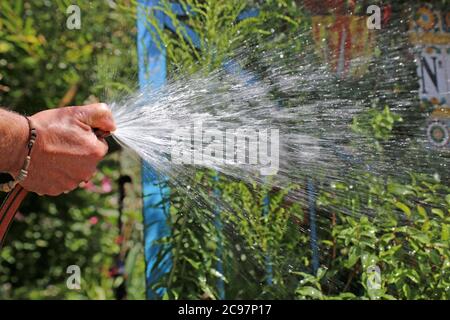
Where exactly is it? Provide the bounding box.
[81,176,113,194]
[89,216,99,225]
[101,177,113,193]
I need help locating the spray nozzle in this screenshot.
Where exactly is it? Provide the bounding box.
[93,128,111,139]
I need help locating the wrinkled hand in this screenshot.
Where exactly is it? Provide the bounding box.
[14,103,115,196]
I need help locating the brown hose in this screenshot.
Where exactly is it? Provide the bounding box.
[0,185,28,248]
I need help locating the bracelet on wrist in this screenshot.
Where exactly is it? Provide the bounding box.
[0,116,37,193]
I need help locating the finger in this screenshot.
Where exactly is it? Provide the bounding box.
[74,103,116,133]
[76,129,110,161]
[93,137,109,159]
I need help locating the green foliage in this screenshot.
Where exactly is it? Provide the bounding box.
[138,0,314,300]
[0,0,145,299]
[135,0,450,300]
[308,173,450,300]
[0,0,448,301]
[0,0,137,111]
[352,104,403,142]
[141,0,307,74]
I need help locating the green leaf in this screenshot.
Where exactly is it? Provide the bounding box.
[361,254,378,269]
[416,205,427,219]
[395,202,411,217]
[183,257,200,270]
[410,232,430,244]
[335,292,357,300]
[210,268,227,282]
[442,225,449,241]
[346,247,359,268]
[0,41,13,53]
[421,220,431,232]
[388,183,414,196]
[431,208,444,219]
[296,286,323,300]
[402,284,411,298]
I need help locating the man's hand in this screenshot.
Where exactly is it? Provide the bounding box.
[6,103,115,196]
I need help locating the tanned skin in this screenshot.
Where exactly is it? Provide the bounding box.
[0,104,115,196]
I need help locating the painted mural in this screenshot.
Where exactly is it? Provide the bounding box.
[311,15,375,78]
[410,4,450,149]
[306,1,449,149]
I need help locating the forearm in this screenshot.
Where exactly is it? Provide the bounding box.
[0,108,29,175]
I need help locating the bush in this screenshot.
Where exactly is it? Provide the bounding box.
[1,0,448,300]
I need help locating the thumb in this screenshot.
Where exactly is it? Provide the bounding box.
[74,103,116,133]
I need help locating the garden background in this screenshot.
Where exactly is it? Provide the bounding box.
[0,0,449,300]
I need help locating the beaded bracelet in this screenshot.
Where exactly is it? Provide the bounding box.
[0,117,37,192]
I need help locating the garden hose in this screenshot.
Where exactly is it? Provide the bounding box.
[0,185,28,248]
